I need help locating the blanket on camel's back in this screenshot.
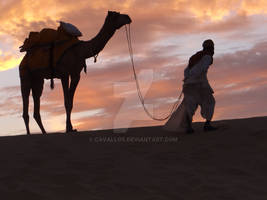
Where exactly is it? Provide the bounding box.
[19,22,82,77]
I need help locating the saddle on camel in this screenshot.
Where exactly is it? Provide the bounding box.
[19,22,82,85]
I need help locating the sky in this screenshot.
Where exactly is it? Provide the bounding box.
[0,0,266,136]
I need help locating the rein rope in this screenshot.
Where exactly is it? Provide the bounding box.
[125,24,183,121]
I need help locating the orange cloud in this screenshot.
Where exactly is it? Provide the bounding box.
[241,0,267,15]
[0,0,267,134]
[1,0,266,42]
[0,0,265,70]
[0,52,21,71]
[2,39,265,134]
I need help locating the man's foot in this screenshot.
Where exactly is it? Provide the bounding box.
[186,127,195,134]
[66,129,78,133]
[203,124,218,132]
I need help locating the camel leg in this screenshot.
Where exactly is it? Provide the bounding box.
[61,76,74,133]
[61,75,80,133]
[32,78,46,134]
[20,79,31,135]
[69,75,80,114]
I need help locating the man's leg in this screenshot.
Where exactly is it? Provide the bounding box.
[200,93,218,132]
[184,98,198,134]
[185,112,195,134]
[183,85,199,134]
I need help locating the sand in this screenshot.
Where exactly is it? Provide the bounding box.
[0,116,267,200]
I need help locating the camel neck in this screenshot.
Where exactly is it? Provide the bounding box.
[82,20,117,59]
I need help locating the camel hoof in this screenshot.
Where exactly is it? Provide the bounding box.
[66,129,78,133]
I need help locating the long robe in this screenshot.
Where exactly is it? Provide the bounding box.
[164,55,215,132]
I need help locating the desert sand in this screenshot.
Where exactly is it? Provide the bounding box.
[0,116,267,199]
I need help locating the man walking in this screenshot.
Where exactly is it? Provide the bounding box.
[164,39,217,134]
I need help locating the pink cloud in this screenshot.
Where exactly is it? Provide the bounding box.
[1,40,266,133]
[0,0,267,134]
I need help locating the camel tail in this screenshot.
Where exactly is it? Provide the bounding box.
[50,78,55,89]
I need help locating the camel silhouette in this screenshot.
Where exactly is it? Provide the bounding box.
[19,11,132,134]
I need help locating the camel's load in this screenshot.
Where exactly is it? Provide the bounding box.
[59,21,82,37]
[20,21,82,52]
[19,22,82,77]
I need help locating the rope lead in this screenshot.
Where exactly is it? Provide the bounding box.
[125,24,183,121]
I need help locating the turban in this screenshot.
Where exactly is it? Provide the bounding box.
[202,39,214,49]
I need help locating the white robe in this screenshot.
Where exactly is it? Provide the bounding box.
[164,55,215,132]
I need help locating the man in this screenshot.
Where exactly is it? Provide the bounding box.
[164,39,217,134]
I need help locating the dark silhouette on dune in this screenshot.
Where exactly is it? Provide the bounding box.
[19,11,132,135]
[164,39,218,134]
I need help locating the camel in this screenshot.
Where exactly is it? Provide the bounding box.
[19,11,132,134]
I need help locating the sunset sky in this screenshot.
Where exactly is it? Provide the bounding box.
[0,0,266,135]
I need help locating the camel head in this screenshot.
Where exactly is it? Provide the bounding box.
[106,11,132,29]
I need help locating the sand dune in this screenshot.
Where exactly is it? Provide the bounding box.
[0,116,267,199]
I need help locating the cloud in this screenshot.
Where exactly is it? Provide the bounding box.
[0,0,267,134]
[0,53,21,71]
[0,0,266,56]
[2,39,265,133]
[241,0,267,15]
[1,0,266,40]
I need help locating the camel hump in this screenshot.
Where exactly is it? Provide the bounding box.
[39,28,58,43]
